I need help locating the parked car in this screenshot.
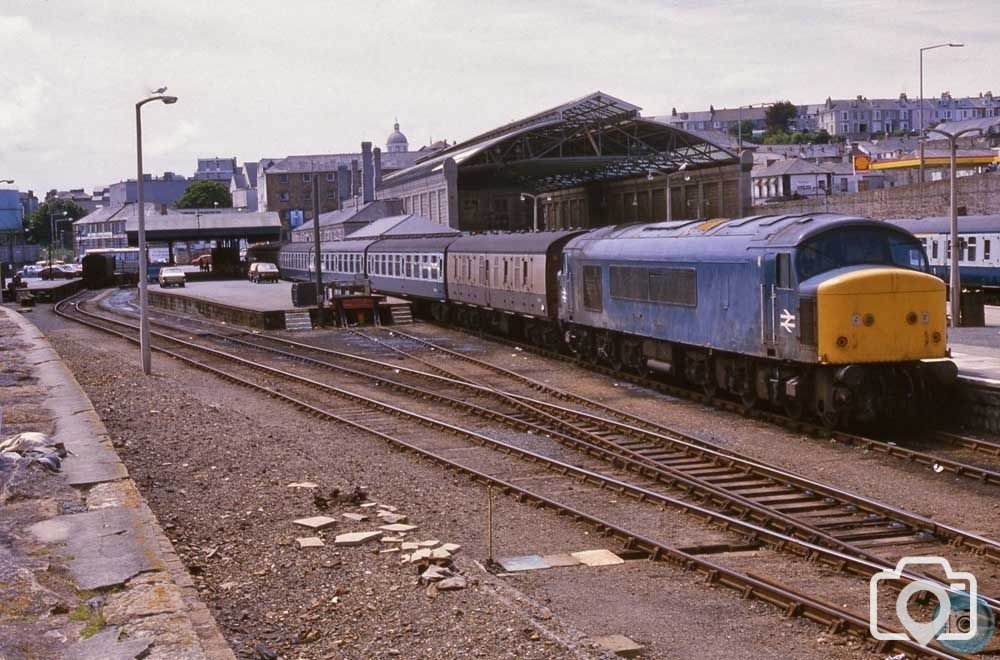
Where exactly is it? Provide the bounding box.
[38,265,75,280]
[16,265,41,278]
[248,261,279,283]
[157,266,186,288]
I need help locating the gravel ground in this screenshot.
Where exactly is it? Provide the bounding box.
[31,305,945,659]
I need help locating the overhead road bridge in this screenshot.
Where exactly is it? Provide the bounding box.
[378,91,750,232]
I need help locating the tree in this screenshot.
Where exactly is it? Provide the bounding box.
[729,120,756,144]
[811,129,832,144]
[762,130,792,145]
[765,101,798,134]
[175,180,232,209]
[24,200,88,245]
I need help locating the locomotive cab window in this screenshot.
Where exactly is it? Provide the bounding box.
[776,253,792,289]
[796,227,928,281]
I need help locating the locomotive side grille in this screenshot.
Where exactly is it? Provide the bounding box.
[799,297,817,346]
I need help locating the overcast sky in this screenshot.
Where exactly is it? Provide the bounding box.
[1,0,994,196]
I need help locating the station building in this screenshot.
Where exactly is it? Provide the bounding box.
[375,92,748,232]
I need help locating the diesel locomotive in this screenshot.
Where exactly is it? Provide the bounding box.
[279,213,956,427]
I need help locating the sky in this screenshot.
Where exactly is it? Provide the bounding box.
[0,0,995,197]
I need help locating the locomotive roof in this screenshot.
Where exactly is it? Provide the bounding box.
[884,215,1000,235]
[565,214,921,260]
[448,230,588,254]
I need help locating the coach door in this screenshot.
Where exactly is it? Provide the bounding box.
[481,256,492,307]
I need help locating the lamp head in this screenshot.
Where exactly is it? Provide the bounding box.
[678,162,689,172]
[161,95,178,104]
[520,194,527,201]
[949,43,964,47]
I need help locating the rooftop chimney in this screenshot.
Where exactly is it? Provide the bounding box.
[361,141,374,204]
[373,147,383,193]
[337,164,351,207]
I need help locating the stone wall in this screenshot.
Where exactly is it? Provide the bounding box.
[753,171,1000,219]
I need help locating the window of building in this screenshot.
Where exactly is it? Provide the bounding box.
[279,192,289,202]
[303,173,312,182]
[840,178,848,193]
[279,174,289,183]
[326,173,335,182]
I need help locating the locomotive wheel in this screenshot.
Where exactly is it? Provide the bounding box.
[817,408,840,430]
[783,398,804,421]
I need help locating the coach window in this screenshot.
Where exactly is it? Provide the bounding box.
[968,237,977,262]
[522,260,528,286]
[932,240,938,260]
[985,239,992,261]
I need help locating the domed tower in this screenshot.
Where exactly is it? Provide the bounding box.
[386,119,408,153]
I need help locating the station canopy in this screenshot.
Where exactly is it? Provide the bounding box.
[383,91,738,193]
[124,205,282,243]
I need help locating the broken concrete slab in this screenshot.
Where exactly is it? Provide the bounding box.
[430,548,452,561]
[591,634,644,658]
[409,548,433,562]
[287,481,318,489]
[65,627,151,660]
[28,507,163,590]
[378,523,417,533]
[341,513,368,522]
[416,539,440,548]
[497,555,549,572]
[375,512,407,524]
[379,547,400,554]
[376,504,398,512]
[333,531,383,547]
[400,542,419,551]
[296,537,325,548]
[359,502,378,508]
[420,565,451,582]
[571,549,624,567]
[292,516,337,530]
[542,553,582,568]
[440,543,461,554]
[437,576,467,591]
[380,536,405,544]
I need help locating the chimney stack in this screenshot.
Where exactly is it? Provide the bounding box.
[337,164,351,206]
[361,141,374,204]
[373,147,383,193]
[351,159,360,210]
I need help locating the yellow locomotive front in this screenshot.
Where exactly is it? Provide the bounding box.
[815,267,948,364]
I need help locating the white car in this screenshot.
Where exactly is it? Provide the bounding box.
[158,266,186,288]
[16,265,40,278]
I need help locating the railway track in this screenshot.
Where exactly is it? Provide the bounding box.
[56,296,996,650]
[400,320,1000,469]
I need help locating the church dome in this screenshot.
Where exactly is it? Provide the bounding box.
[386,121,408,153]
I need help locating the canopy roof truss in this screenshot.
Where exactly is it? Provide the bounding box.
[412,92,737,192]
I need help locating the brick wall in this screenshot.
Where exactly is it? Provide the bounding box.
[753,171,1000,219]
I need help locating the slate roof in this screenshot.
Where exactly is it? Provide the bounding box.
[344,214,459,240]
[752,158,835,177]
[261,151,427,176]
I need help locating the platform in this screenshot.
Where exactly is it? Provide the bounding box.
[5,277,84,304]
[949,306,1000,386]
[149,278,412,330]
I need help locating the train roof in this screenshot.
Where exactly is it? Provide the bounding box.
[566,214,917,260]
[884,215,1000,235]
[447,230,589,255]
[368,235,463,252]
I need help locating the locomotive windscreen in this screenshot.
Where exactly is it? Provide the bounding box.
[796,227,928,281]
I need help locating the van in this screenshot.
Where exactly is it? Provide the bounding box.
[248,261,279,283]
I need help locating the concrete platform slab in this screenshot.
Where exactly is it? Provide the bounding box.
[497,555,549,572]
[571,549,624,567]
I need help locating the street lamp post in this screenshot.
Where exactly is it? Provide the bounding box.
[519,192,552,231]
[926,125,982,328]
[919,43,963,184]
[136,89,178,375]
[665,163,689,221]
[48,209,68,274]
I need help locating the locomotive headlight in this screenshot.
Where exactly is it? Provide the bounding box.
[906,311,918,325]
[836,335,848,348]
[932,331,942,343]
[862,313,875,327]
